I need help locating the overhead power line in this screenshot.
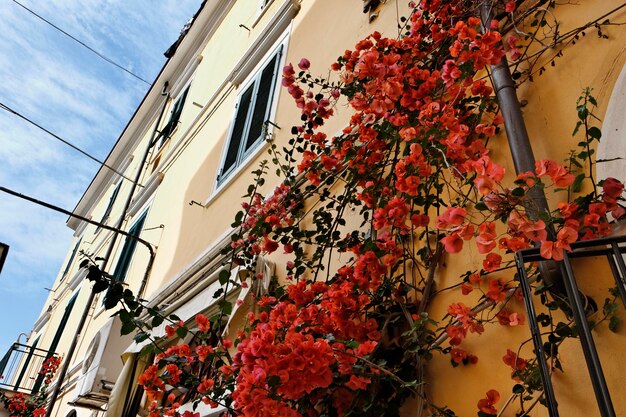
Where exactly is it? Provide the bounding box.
[10,0,151,86]
[0,101,140,186]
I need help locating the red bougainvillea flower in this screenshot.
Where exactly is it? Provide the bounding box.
[502,349,528,372]
[195,313,210,332]
[298,58,311,70]
[476,222,497,254]
[478,389,500,415]
[482,253,502,272]
[486,277,507,302]
[164,320,185,338]
[442,232,464,253]
[602,177,624,198]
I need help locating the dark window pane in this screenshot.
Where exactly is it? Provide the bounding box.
[223,84,254,176]
[112,212,147,282]
[245,54,278,152]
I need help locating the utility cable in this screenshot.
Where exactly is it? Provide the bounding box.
[10,0,151,85]
[0,185,155,255]
[0,101,140,186]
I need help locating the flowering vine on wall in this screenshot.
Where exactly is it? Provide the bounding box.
[80,1,626,417]
[0,356,61,417]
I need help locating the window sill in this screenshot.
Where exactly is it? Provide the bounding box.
[204,140,271,208]
[128,171,165,217]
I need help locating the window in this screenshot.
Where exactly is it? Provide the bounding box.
[32,291,79,392]
[111,211,147,282]
[60,238,81,281]
[95,183,121,234]
[156,85,190,149]
[218,46,282,184]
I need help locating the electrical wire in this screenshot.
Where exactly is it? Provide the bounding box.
[0,101,140,186]
[10,0,152,86]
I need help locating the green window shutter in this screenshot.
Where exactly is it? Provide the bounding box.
[96,183,121,233]
[159,85,191,143]
[245,49,281,153]
[222,83,254,178]
[61,238,81,281]
[112,212,148,282]
[219,46,282,183]
[31,292,78,393]
[46,291,79,357]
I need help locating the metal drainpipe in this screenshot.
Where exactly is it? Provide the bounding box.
[43,83,171,417]
[480,3,551,217]
[479,4,563,290]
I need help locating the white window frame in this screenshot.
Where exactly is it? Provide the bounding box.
[211,33,288,198]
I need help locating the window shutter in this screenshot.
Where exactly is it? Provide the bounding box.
[31,293,78,393]
[244,51,280,152]
[112,212,147,282]
[47,292,79,356]
[159,85,190,143]
[223,84,254,176]
[61,238,82,280]
[171,85,190,125]
[97,183,121,230]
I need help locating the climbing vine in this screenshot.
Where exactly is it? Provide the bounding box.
[0,356,61,417]
[78,1,626,417]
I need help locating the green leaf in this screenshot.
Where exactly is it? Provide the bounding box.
[475,201,488,211]
[121,319,136,335]
[104,284,123,310]
[345,340,359,349]
[219,300,233,315]
[609,316,620,332]
[603,299,618,315]
[152,315,164,328]
[511,187,525,197]
[572,121,583,136]
[92,279,109,294]
[572,173,586,193]
[587,126,601,140]
[219,269,230,286]
[175,326,188,339]
[513,384,525,394]
[86,265,102,282]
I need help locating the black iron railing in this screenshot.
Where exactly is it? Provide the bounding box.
[515,234,626,417]
[0,343,53,394]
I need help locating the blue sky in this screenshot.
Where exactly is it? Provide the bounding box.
[0,0,201,353]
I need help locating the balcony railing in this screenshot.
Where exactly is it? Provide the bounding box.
[515,234,626,417]
[0,343,54,394]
